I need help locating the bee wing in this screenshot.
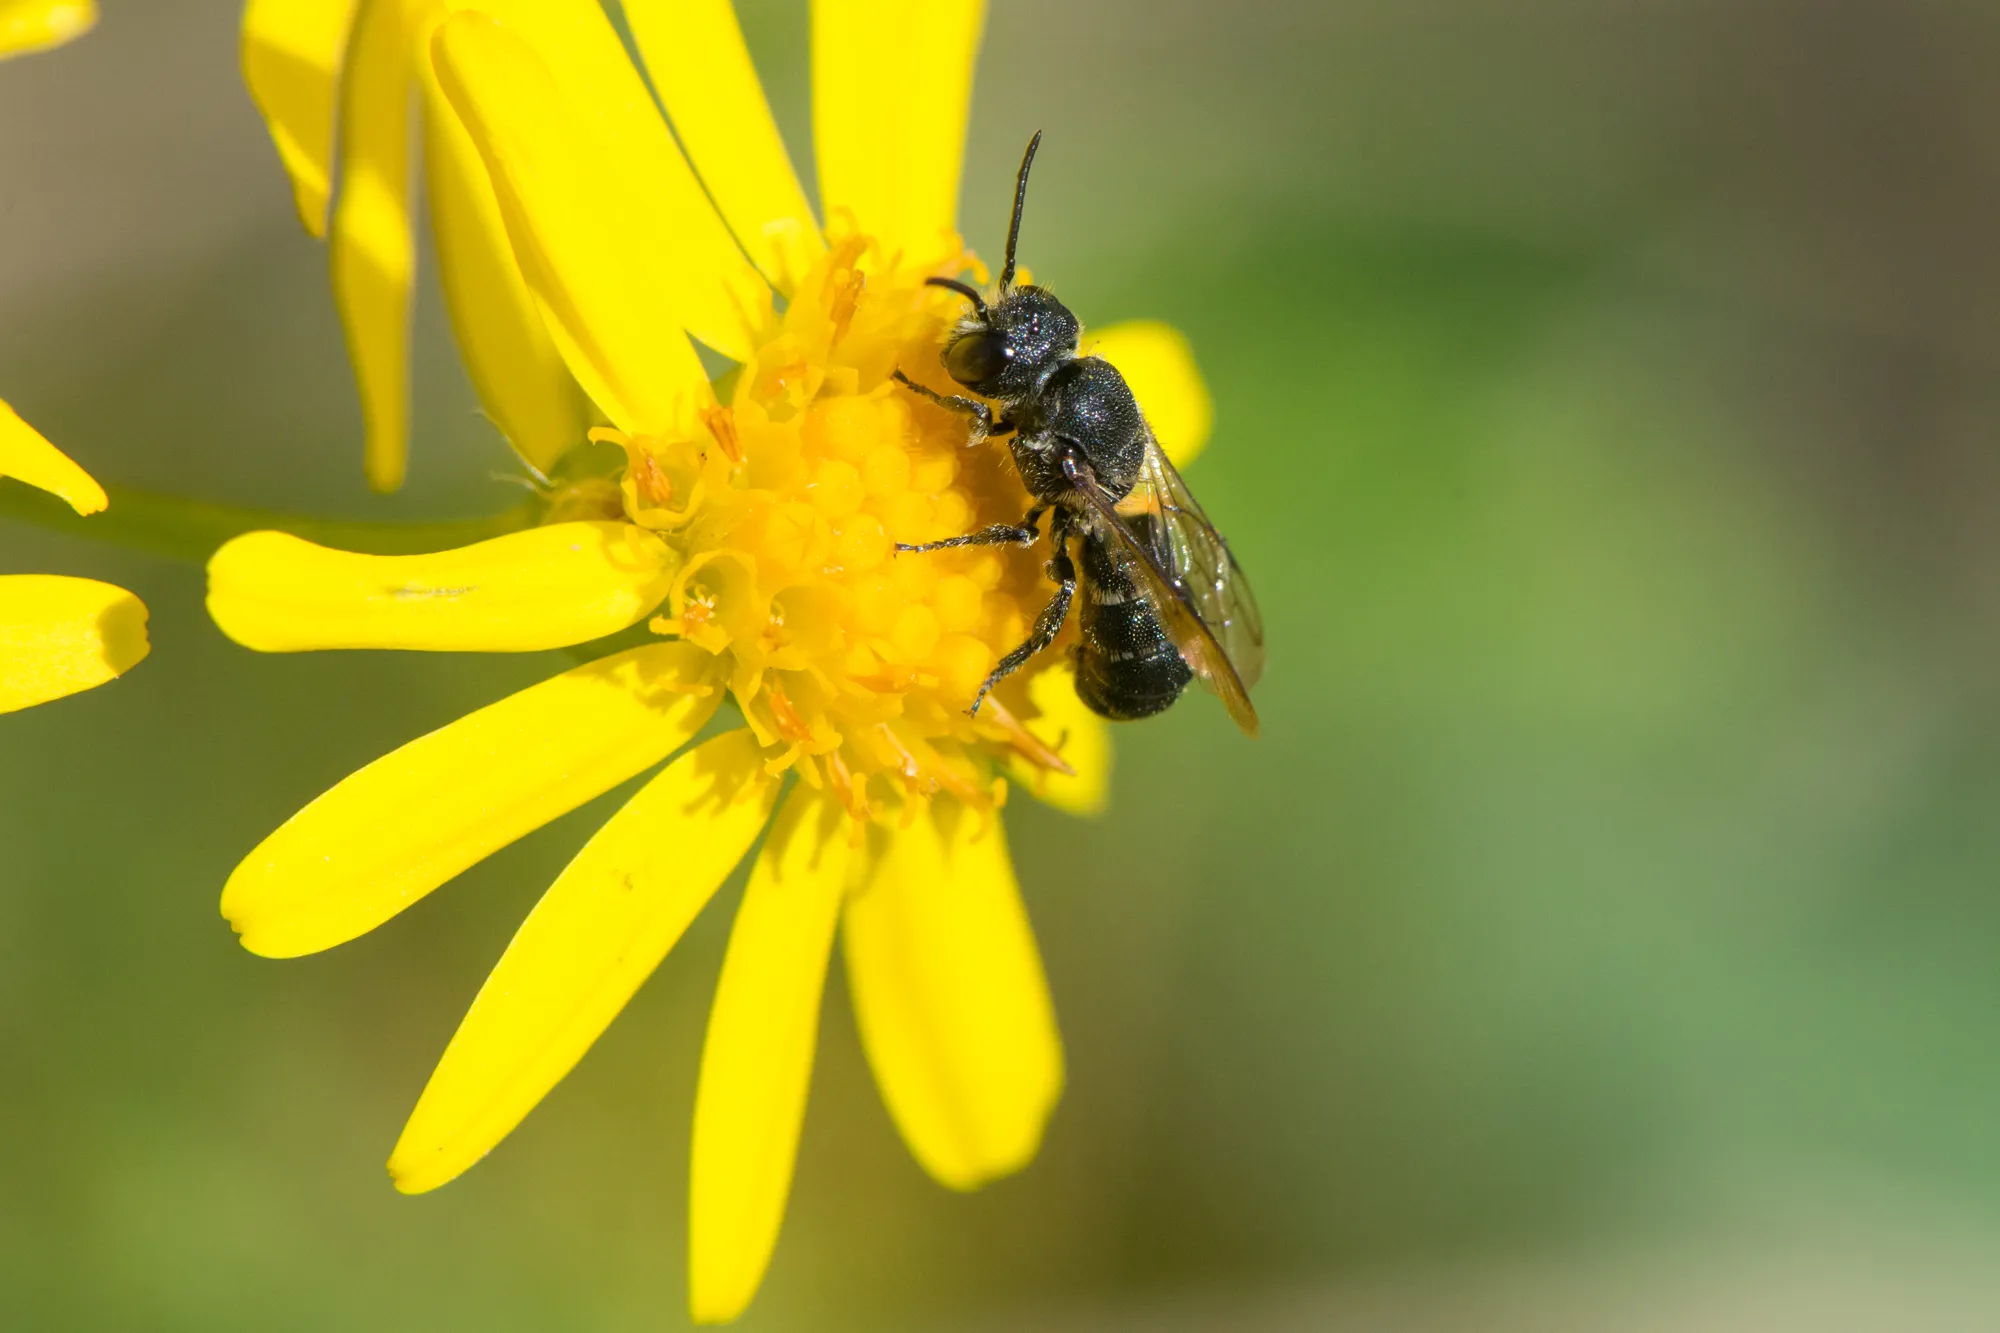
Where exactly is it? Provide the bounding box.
[1131,438,1265,690]
[1061,450,1262,737]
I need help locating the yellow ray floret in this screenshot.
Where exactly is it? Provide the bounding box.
[844,803,1063,1190]
[222,642,720,958]
[1,400,107,514]
[0,575,148,713]
[420,58,589,478]
[206,522,678,653]
[0,0,95,60]
[431,11,723,441]
[812,0,985,267]
[240,0,357,233]
[1000,664,1111,816]
[1088,319,1215,468]
[393,728,780,1195]
[690,787,855,1324]
[623,0,824,294]
[1,400,149,713]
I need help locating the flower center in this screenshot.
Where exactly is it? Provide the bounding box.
[583,233,1068,820]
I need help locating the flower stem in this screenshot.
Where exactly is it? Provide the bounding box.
[0,482,538,563]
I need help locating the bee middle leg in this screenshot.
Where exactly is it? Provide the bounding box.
[896,505,1044,556]
[969,542,1076,717]
[892,369,1013,445]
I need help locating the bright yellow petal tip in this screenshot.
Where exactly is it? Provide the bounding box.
[845,804,1063,1190]
[1088,320,1214,468]
[0,574,147,713]
[206,522,678,653]
[0,0,94,60]
[0,400,107,514]
[221,642,720,959]
[392,728,778,1195]
[689,789,853,1324]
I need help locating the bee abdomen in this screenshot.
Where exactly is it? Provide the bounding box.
[1073,536,1192,721]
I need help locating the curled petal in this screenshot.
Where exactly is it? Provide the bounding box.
[844,804,1062,1190]
[421,77,589,476]
[1087,320,1214,468]
[0,0,96,60]
[0,575,148,713]
[392,728,778,1195]
[0,400,106,514]
[328,0,417,492]
[240,0,358,234]
[812,0,984,263]
[206,522,678,653]
[689,788,853,1324]
[221,641,720,958]
[430,11,723,440]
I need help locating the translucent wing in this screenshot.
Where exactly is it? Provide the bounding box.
[1061,450,1261,737]
[1125,438,1264,691]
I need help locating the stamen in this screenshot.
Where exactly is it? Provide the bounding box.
[701,406,741,463]
[597,232,1062,830]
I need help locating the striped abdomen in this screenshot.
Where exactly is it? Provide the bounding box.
[1072,533,1192,721]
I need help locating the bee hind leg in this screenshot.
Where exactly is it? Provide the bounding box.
[968,543,1075,717]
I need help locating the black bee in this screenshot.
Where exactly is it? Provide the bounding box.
[894,132,1264,735]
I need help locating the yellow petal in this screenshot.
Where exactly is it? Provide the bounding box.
[430,11,723,440]
[329,0,417,492]
[240,0,358,234]
[843,803,1062,1189]
[420,76,589,475]
[1087,320,1214,468]
[391,728,778,1194]
[623,0,823,294]
[1002,663,1112,817]
[812,0,985,263]
[689,787,853,1324]
[0,575,147,713]
[206,522,678,653]
[221,641,720,958]
[432,6,770,366]
[0,0,95,60]
[0,400,105,514]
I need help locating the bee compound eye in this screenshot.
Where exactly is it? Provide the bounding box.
[945,332,1009,386]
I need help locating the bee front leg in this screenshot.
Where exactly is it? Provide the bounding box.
[896,505,1044,555]
[968,542,1076,717]
[891,370,1011,446]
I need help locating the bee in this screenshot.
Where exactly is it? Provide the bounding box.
[894,132,1264,736]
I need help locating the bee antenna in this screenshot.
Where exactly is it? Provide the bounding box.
[925,276,988,317]
[999,130,1042,293]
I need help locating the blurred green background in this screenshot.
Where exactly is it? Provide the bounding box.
[9,0,2000,1328]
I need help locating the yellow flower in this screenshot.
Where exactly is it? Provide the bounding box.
[1,8,148,713]
[1,403,150,713]
[215,1,1217,1321]
[0,0,93,59]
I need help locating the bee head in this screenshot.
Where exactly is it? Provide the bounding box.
[937,285,1079,401]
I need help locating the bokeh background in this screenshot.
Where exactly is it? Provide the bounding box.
[8,0,2000,1327]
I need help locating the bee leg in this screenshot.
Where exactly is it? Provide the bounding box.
[896,505,1044,555]
[969,543,1076,717]
[891,370,1009,447]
